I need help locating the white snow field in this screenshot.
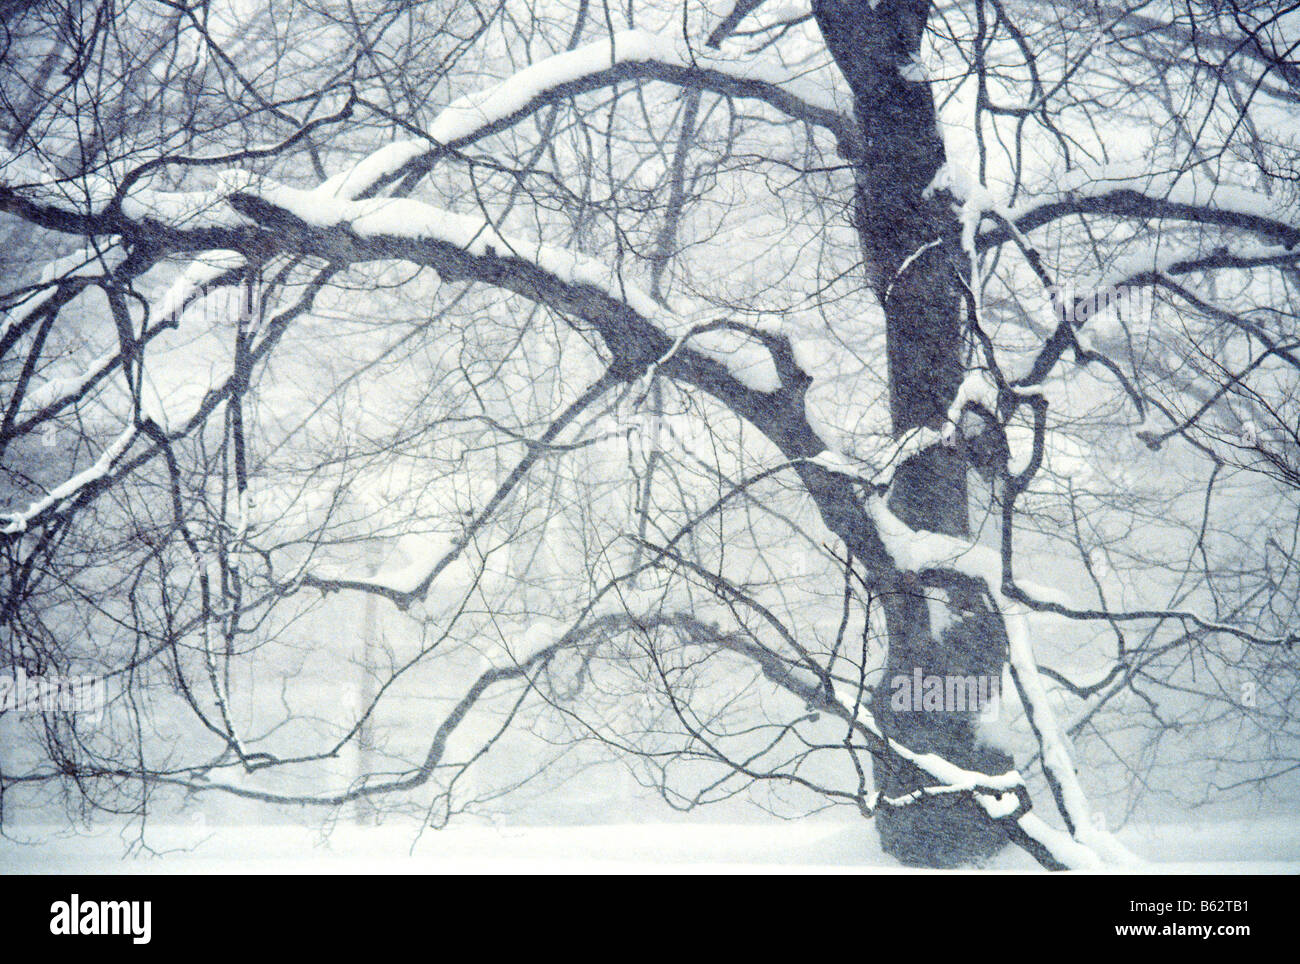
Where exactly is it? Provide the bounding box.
[1,818,1296,874]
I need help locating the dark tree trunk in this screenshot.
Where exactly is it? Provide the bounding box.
[813,0,1012,866]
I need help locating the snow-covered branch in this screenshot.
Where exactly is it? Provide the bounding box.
[978,166,1300,251]
[321,27,856,200]
[1,425,137,534]
[0,28,854,242]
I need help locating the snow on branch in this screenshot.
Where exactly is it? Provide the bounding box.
[1,426,137,534]
[0,145,259,234]
[1003,605,1139,865]
[979,163,1300,250]
[323,28,855,201]
[7,250,247,446]
[217,172,791,396]
[0,25,852,235]
[1,242,124,340]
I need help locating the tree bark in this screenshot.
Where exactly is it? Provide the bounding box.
[813,0,1012,866]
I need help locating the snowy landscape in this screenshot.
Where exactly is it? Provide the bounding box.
[4,817,1300,873]
[1,0,1298,875]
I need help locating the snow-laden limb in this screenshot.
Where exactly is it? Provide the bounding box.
[0,145,258,232]
[980,162,1300,249]
[5,300,279,536]
[322,27,853,201]
[154,250,247,321]
[1010,238,1300,396]
[1004,606,1142,866]
[1,426,137,534]
[1,241,124,343]
[236,168,661,291]
[1015,813,1106,870]
[11,251,247,436]
[218,173,791,398]
[875,736,1023,795]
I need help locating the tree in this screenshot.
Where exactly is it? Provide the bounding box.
[2,0,1298,869]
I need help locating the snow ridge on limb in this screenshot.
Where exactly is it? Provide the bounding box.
[1003,607,1139,866]
[977,163,1300,251]
[322,28,856,201]
[1,426,137,534]
[1,29,850,231]
[218,172,786,395]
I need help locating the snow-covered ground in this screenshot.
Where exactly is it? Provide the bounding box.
[2,818,1296,873]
